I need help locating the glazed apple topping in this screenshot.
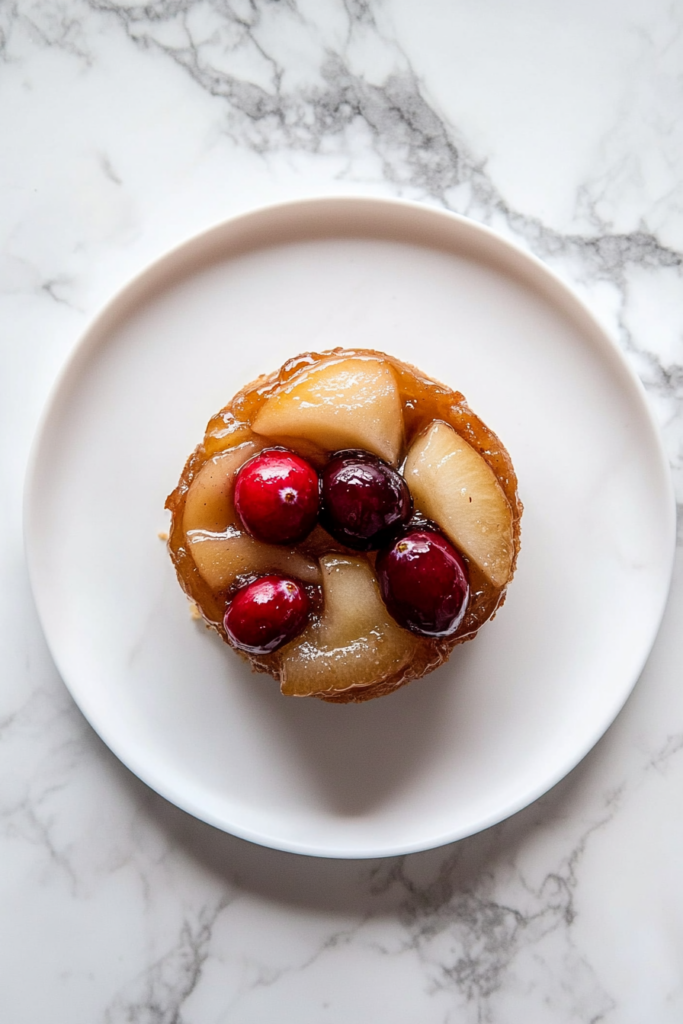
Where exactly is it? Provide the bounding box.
[279,556,422,696]
[251,355,404,464]
[183,438,321,592]
[189,438,472,656]
[183,440,264,534]
[188,532,321,592]
[166,349,521,699]
[404,420,514,588]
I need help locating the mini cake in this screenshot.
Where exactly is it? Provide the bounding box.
[166,349,522,702]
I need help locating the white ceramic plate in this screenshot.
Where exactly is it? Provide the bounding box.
[25,197,675,858]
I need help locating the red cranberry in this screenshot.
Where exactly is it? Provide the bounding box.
[234,449,319,544]
[320,450,412,550]
[376,528,469,637]
[224,575,310,654]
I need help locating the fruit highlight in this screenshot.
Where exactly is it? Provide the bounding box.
[376,528,470,637]
[234,448,320,545]
[224,575,310,654]
[320,449,412,551]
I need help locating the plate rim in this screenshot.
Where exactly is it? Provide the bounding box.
[24,195,677,858]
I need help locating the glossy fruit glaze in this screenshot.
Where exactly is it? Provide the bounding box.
[166,348,523,696]
[320,450,412,551]
[376,528,470,637]
[234,448,320,544]
[224,575,310,654]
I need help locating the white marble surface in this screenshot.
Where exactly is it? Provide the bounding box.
[2,0,683,1020]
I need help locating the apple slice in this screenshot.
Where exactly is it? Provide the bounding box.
[251,356,403,464]
[184,437,320,590]
[183,439,265,534]
[404,421,514,588]
[188,531,321,591]
[280,556,419,696]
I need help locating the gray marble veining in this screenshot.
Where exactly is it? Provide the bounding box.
[2,1,683,1021]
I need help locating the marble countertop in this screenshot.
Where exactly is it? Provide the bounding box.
[2,1,682,1020]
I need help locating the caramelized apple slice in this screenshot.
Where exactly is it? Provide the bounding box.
[280,556,420,696]
[251,356,403,464]
[184,437,321,590]
[404,421,514,587]
[188,531,321,591]
[183,439,265,534]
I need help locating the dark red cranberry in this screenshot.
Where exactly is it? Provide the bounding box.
[234,448,319,544]
[224,575,310,654]
[320,449,412,550]
[376,528,469,637]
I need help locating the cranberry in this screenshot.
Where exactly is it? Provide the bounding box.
[376,528,469,637]
[224,575,310,654]
[234,448,319,544]
[320,450,412,550]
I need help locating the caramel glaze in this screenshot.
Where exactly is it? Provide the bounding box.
[166,348,523,702]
